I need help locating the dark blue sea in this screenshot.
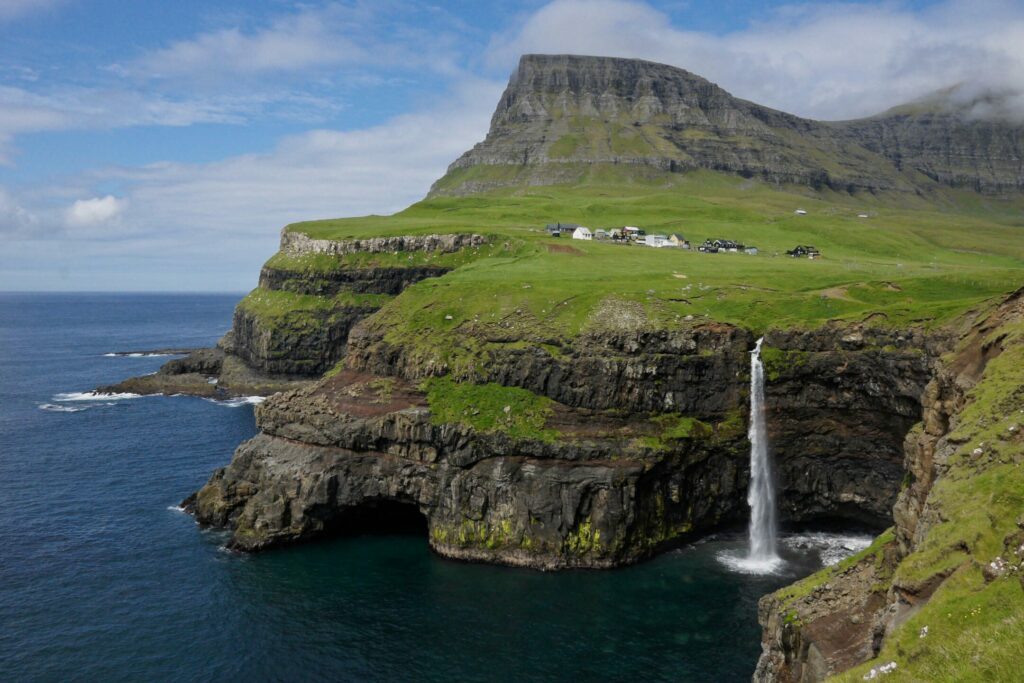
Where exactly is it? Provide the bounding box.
[0,293,868,682]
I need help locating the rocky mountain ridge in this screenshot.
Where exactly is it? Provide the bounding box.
[431,54,1024,196]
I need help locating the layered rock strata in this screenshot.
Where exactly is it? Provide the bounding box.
[430,54,1024,197]
[100,232,486,395]
[188,320,942,569]
[754,289,1024,682]
[187,369,749,568]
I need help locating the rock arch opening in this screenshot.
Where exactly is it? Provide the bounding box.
[326,498,429,538]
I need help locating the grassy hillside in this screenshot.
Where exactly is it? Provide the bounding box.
[283,171,1023,338]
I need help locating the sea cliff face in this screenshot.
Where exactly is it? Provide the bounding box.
[754,288,1024,682]
[187,279,942,570]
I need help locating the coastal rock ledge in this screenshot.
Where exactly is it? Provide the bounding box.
[183,320,941,571]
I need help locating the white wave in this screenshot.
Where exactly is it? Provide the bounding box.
[39,403,89,413]
[782,532,874,566]
[104,352,185,358]
[54,391,141,402]
[38,400,124,413]
[716,549,786,575]
[204,395,266,408]
[167,504,187,514]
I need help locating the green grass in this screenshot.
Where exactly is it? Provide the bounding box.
[773,529,896,609]
[264,239,525,273]
[291,168,1022,377]
[774,320,1024,681]
[421,376,558,441]
[237,288,391,331]
[284,171,1023,340]
[835,567,1024,682]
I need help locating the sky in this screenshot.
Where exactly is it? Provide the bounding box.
[1,0,1023,291]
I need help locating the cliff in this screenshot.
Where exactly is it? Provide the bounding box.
[754,288,1024,681]
[187,310,943,568]
[429,55,1024,197]
[96,52,1024,682]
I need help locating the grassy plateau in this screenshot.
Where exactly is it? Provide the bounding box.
[283,170,1024,336]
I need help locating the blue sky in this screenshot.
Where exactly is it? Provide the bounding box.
[1,0,1022,291]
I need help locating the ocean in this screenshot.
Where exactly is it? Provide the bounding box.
[0,293,869,682]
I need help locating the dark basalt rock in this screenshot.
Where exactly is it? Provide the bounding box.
[226,304,373,377]
[188,322,945,569]
[97,348,311,398]
[762,327,949,526]
[345,322,754,413]
[187,370,748,568]
[259,264,452,297]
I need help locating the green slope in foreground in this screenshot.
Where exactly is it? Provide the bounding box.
[284,170,1024,336]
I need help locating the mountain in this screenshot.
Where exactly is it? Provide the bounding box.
[430,54,1024,197]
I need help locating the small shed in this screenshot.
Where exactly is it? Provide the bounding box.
[593,229,609,240]
[572,226,593,241]
[744,246,759,255]
[795,209,808,216]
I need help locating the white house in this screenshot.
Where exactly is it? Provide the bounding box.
[593,228,609,240]
[572,226,593,240]
[794,209,808,216]
[646,234,670,248]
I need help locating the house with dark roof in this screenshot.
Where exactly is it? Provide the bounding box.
[786,245,821,258]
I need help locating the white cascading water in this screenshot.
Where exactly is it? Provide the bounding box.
[718,337,783,574]
[745,337,780,567]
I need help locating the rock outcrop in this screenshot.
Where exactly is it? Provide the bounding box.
[429,54,1024,197]
[99,232,488,396]
[762,326,949,526]
[187,369,749,568]
[188,317,944,569]
[754,288,1024,681]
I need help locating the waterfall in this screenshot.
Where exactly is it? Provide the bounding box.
[745,337,780,567]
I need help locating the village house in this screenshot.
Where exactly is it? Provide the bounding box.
[668,233,690,249]
[593,228,610,240]
[697,238,754,254]
[646,234,670,248]
[572,226,593,241]
[545,222,579,237]
[623,226,646,240]
[786,245,821,258]
[794,209,808,216]
[711,239,744,252]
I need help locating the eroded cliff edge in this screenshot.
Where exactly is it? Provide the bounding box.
[755,288,1024,682]
[100,231,491,398]
[170,229,946,570]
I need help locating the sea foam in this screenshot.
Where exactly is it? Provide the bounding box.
[204,396,266,408]
[54,391,142,402]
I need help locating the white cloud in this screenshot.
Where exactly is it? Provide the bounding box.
[1,79,502,290]
[132,10,367,80]
[487,0,1024,120]
[65,195,127,228]
[124,3,462,84]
